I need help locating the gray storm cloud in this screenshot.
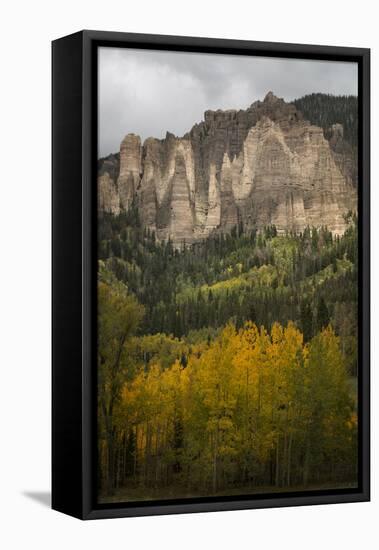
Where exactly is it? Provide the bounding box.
[98,47,358,158]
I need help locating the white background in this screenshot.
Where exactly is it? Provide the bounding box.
[0,0,377,548]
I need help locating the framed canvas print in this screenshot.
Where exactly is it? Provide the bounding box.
[52,30,370,519]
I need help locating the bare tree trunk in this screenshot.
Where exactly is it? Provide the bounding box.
[133,425,138,479]
[287,430,293,487]
[282,430,287,487]
[145,422,151,486]
[212,423,219,493]
[155,425,160,486]
[282,411,289,487]
[212,452,218,493]
[275,433,280,487]
[303,437,310,486]
[106,430,115,495]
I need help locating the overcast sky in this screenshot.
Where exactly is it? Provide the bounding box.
[98,47,358,158]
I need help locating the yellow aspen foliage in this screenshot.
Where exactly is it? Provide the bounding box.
[99,312,357,496]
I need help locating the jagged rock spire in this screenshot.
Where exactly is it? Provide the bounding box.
[263,91,280,103]
[98,93,357,245]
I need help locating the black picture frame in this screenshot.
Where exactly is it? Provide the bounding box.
[52,30,370,520]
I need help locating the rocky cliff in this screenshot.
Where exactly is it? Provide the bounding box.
[98,92,357,245]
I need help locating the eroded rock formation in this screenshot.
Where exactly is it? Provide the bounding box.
[98,92,357,245]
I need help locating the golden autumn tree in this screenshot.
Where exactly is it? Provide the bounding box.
[301,326,356,486]
[99,316,357,499]
[98,276,144,494]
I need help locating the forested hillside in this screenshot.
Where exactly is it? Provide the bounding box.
[97,210,358,501]
[293,93,358,147]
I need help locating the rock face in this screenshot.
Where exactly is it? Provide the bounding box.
[98,93,357,245]
[118,134,142,210]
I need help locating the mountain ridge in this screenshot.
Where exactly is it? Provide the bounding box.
[98,92,357,245]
